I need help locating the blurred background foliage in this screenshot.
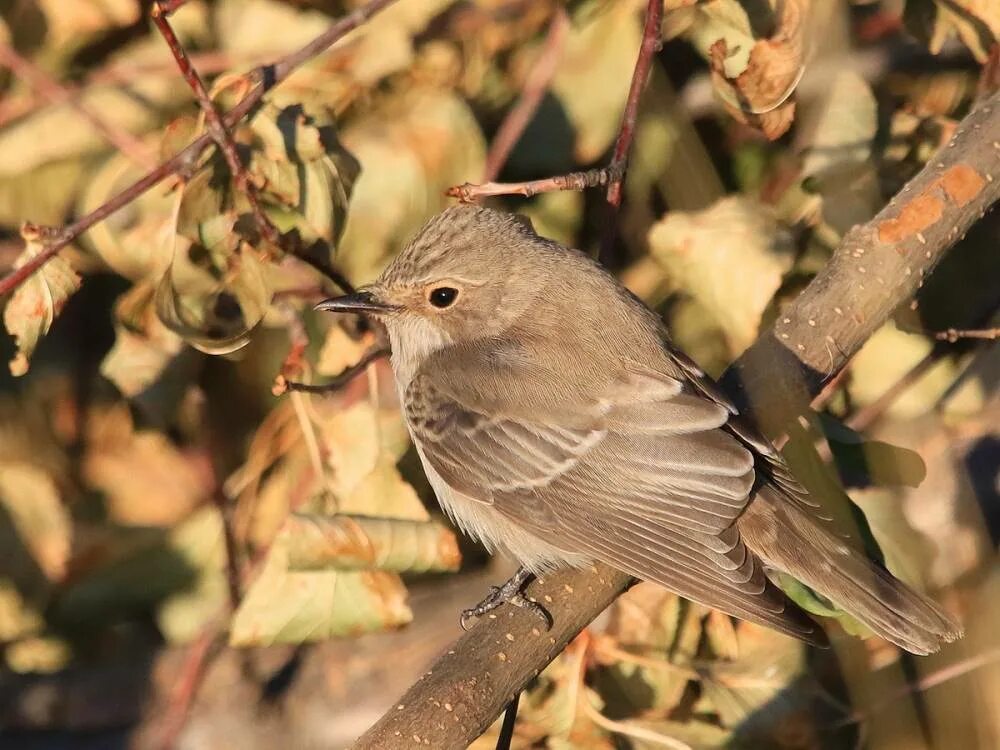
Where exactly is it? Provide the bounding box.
[0,0,998,748]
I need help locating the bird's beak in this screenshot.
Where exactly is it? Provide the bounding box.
[314,290,395,315]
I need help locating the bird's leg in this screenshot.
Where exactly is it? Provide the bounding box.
[461,566,552,631]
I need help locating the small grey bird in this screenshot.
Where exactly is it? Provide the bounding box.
[317,205,961,654]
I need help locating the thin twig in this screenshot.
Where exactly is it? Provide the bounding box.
[156,625,223,750]
[935,326,1000,342]
[0,0,398,298]
[152,2,282,252]
[447,163,624,203]
[845,348,942,433]
[482,8,569,182]
[282,345,390,395]
[598,0,664,264]
[832,648,1000,729]
[210,489,243,611]
[446,0,662,244]
[0,43,155,168]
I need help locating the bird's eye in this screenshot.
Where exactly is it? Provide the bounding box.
[428,286,459,308]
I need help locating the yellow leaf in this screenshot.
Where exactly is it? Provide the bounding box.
[648,197,794,355]
[229,543,411,647]
[0,461,70,582]
[285,512,460,573]
[551,1,644,161]
[316,323,374,377]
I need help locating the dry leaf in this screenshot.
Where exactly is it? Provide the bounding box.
[0,461,70,582]
[3,224,81,376]
[551,0,644,161]
[904,0,1000,62]
[707,0,809,138]
[648,197,795,354]
[285,512,460,573]
[82,404,210,526]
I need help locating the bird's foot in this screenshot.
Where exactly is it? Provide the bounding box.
[461,567,552,631]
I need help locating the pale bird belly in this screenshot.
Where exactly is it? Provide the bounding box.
[412,442,590,574]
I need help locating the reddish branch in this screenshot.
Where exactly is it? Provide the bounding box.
[152,2,282,253]
[481,8,569,182]
[352,87,1000,750]
[155,626,223,750]
[0,0,398,298]
[599,0,664,263]
[0,43,154,168]
[448,0,663,217]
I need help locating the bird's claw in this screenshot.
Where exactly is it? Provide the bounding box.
[460,569,553,631]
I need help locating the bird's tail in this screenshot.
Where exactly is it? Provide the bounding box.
[738,486,962,655]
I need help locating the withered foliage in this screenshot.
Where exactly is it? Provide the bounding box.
[0,1,997,748]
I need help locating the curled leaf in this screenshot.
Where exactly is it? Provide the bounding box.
[707,0,808,139]
[3,224,81,376]
[285,513,461,573]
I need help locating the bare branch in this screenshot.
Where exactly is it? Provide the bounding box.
[280,345,390,396]
[935,326,1000,342]
[152,2,282,253]
[0,0,398,298]
[446,1,660,212]
[351,87,1000,750]
[481,8,569,182]
[599,0,664,264]
[447,164,624,203]
[0,43,155,168]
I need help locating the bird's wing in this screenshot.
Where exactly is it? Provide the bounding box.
[406,354,823,644]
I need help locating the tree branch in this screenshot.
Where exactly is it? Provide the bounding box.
[447,0,661,213]
[446,163,624,203]
[0,0,398,298]
[599,0,663,264]
[152,2,282,252]
[351,88,1000,750]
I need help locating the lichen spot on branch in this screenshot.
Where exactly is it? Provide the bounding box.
[878,164,986,245]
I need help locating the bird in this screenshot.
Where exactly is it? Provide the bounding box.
[316,204,962,655]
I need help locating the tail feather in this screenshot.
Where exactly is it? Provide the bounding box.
[738,486,962,655]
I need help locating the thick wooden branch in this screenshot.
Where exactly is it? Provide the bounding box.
[351,89,1000,750]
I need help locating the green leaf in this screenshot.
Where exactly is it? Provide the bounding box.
[798,71,880,232]
[284,513,460,573]
[3,224,81,376]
